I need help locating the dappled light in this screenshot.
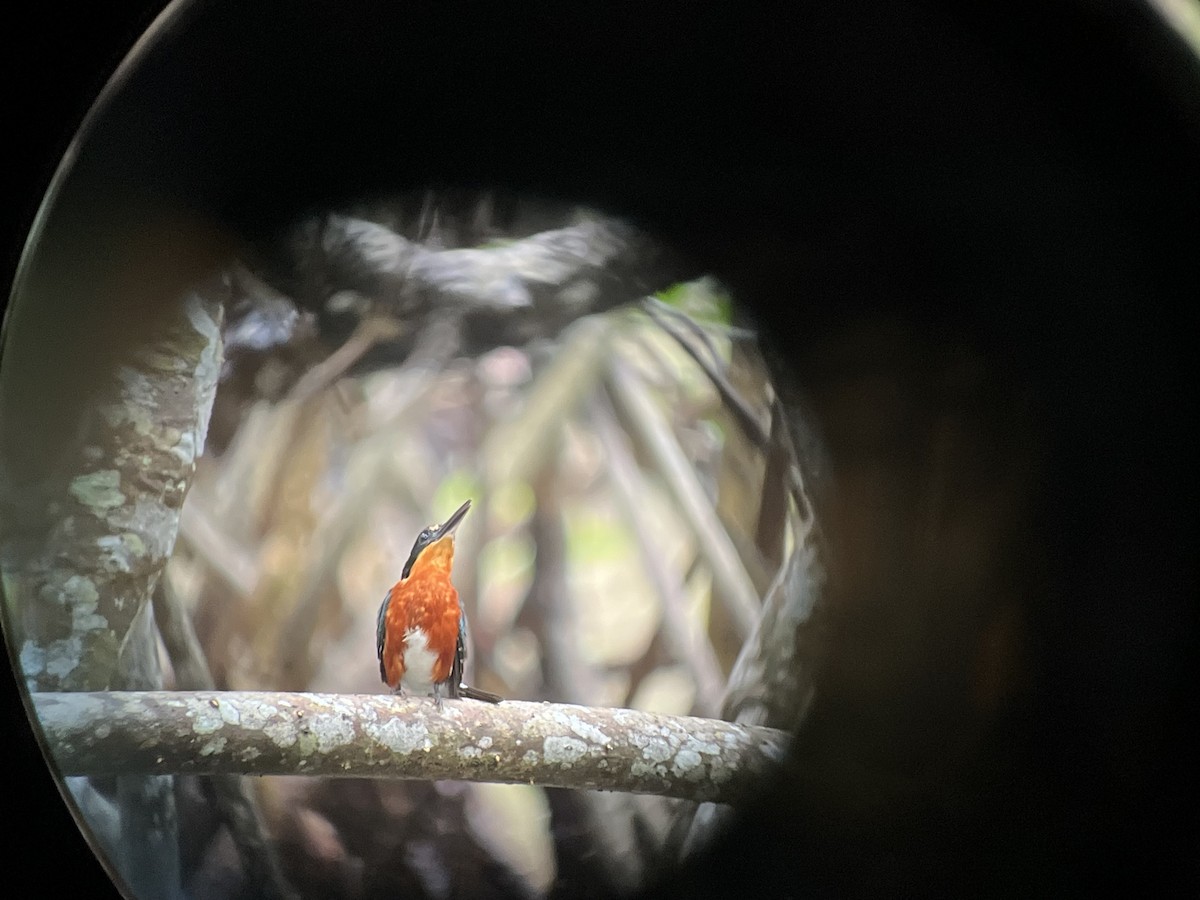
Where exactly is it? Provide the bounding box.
[6,192,823,899]
[157,196,818,897]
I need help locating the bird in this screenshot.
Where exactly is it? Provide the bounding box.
[376,499,502,708]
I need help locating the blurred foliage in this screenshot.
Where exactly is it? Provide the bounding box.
[163,213,798,899]
[565,511,635,566]
[654,277,734,326]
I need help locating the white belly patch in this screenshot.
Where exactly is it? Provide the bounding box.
[401,627,440,696]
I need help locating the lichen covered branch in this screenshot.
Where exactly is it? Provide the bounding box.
[35,692,788,805]
[7,289,225,693]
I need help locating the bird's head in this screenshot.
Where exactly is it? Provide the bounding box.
[401,499,471,579]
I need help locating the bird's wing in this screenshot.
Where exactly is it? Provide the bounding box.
[376,588,392,683]
[453,615,501,703]
[449,613,467,699]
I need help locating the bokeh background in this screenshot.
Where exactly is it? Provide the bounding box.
[3,1,1197,897]
[159,199,798,897]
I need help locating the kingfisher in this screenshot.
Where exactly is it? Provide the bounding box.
[376,499,502,708]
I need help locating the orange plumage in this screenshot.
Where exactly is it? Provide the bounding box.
[376,500,501,706]
[379,536,460,690]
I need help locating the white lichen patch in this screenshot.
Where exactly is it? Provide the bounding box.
[108,498,177,560]
[263,719,300,748]
[681,736,721,757]
[98,396,153,432]
[170,428,198,466]
[366,718,431,755]
[20,641,46,682]
[43,637,84,680]
[522,749,539,765]
[543,735,588,767]
[116,363,160,408]
[62,575,101,613]
[190,699,226,735]
[94,535,140,575]
[460,745,483,759]
[304,712,355,753]
[69,470,125,510]
[477,735,493,750]
[228,697,279,731]
[630,759,668,779]
[637,735,673,764]
[671,749,704,778]
[559,713,610,746]
[240,747,262,762]
[199,736,227,756]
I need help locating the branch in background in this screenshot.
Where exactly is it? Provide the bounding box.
[590,396,726,717]
[284,314,407,404]
[114,598,183,900]
[721,397,829,731]
[620,630,669,709]
[255,214,692,367]
[480,315,614,487]
[525,458,645,891]
[272,473,379,690]
[154,577,217,692]
[605,357,762,640]
[673,417,830,863]
[177,496,260,599]
[753,402,792,573]
[526,465,601,703]
[35,692,787,806]
[154,579,298,900]
[641,299,770,450]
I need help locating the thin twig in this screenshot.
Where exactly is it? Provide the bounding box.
[642,297,726,371]
[642,296,756,342]
[285,314,407,404]
[641,301,770,449]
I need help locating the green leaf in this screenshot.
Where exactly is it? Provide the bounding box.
[653,277,733,325]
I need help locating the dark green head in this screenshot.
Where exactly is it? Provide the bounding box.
[400,499,471,579]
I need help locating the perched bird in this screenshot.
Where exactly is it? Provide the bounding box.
[377,499,502,708]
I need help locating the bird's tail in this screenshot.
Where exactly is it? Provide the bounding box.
[458,683,502,703]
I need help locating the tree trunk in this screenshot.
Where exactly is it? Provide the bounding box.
[2,204,228,899]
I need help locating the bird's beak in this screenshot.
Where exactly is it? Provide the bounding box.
[438,499,471,538]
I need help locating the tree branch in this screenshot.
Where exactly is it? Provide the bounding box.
[34,692,787,805]
[605,357,762,640]
[252,213,692,369]
[641,299,771,449]
[590,395,726,717]
[154,579,298,900]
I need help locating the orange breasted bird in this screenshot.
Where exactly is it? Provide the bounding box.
[376,499,501,708]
